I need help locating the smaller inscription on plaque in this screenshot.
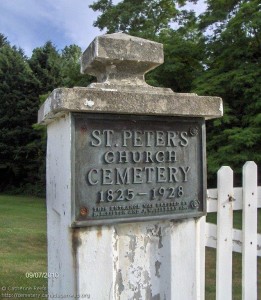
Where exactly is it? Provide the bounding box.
[72,114,206,226]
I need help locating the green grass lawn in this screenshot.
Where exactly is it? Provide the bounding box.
[0,195,47,299]
[0,194,260,299]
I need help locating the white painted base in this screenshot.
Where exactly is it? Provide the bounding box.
[76,219,205,300]
[46,113,205,300]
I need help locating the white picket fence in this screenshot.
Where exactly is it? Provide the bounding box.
[204,161,260,300]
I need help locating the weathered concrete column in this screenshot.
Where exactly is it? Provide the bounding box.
[38,33,222,299]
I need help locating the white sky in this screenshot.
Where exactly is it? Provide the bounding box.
[0,0,206,57]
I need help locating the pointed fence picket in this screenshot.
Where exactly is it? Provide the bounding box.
[242,162,257,299]
[205,161,260,300]
[216,166,234,300]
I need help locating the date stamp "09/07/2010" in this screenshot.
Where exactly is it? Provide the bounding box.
[25,272,59,279]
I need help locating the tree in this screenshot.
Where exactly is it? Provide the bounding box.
[60,44,94,87]
[0,33,9,48]
[0,37,43,192]
[29,41,62,96]
[27,42,63,195]
[90,0,199,39]
[194,0,261,185]
[146,11,205,92]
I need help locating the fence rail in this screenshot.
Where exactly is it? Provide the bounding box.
[205,161,259,300]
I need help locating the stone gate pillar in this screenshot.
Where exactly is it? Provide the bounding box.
[38,33,222,299]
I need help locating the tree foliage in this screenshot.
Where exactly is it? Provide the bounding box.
[0,37,93,195]
[90,0,198,39]
[29,41,62,96]
[194,0,261,184]
[60,45,93,87]
[0,39,42,192]
[148,15,204,92]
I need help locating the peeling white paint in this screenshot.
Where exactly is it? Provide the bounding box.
[84,99,95,107]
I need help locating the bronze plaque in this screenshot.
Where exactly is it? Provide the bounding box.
[72,113,206,226]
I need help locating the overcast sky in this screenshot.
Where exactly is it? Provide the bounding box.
[0,0,206,57]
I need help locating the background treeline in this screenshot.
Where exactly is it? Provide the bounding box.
[0,0,260,196]
[0,36,93,195]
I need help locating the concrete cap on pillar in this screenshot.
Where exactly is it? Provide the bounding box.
[80,33,164,86]
[38,33,223,124]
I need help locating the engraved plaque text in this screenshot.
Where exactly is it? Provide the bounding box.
[72,114,206,226]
